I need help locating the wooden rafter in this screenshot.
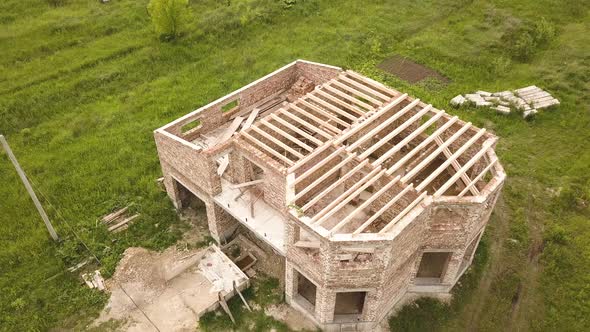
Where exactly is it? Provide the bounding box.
[279,109,333,139]
[298,99,350,127]
[306,94,357,121]
[345,70,396,98]
[288,141,335,173]
[241,131,294,166]
[435,136,479,196]
[385,117,459,175]
[290,104,341,134]
[249,126,304,159]
[414,128,487,192]
[329,175,401,234]
[338,75,390,101]
[260,120,313,152]
[379,192,427,234]
[314,89,365,116]
[324,85,374,110]
[346,99,422,152]
[458,157,497,197]
[292,146,346,186]
[331,80,383,106]
[352,184,415,235]
[293,153,357,202]
[270,114,323,146]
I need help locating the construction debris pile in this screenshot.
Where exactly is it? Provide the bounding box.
[450,85,560,118]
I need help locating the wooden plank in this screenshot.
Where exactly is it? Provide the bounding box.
[331,80,383,105]
[314,89,365,116]
[347,99,422,152]
[379,192,427,234]
[241,131,294,166]
[335,94,408,145]
[353,184,415,235]
[329,175,401,234]
[102,206,129,223]
[345,70,396,98]
[400,122,473,183]
[372,111,446,166]
[280,109,332,139]
[298,99,350,127]
[233,281,252,312]
[217,116,245,144]
[217,155,229,176]
[241,108,260,130]
[314,169,386,226]
[288,141,334,173]
[218,292,236,324]
[292,146,346,186]
[434,140,495,197]
[338,75,390,101]
[250,126,304,159]
[261,120,313,152]
[301,159,369,211]
[271,114,323,146]
[415,128,487,192]
[306,94,357,121]
[357,104,432,159]
[290,104,341,134]
[230,179,264,189]
[324,85,374,110]
[458,158,498,197]
[293,153,357,202]
[435,136,479,196]
[385,117,459,175]
[294,240,321,249]
[108,214,140,232]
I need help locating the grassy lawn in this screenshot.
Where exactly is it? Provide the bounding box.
[1,0,588,331]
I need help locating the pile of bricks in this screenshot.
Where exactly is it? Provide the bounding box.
[450,85,559,118]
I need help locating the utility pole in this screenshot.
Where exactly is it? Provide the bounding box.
[0,134,59,241]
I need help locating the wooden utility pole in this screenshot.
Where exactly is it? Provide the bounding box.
[0,134,59,241]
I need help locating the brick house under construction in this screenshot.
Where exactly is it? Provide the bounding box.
[154,60,505,331]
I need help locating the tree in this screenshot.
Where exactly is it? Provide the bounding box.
[147,0,189,41]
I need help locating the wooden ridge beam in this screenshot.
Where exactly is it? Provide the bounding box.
[346,99,422,152]
[458,157,498,197]
[241,131,294,166]
[434,139,495,197]
[385,117,459,175]
[280,109,332,139]
[335,93,408,144]
[353,184,415,235]
[306,94,358,121]
[261,120,313,152]
[314,89,365,116]
[373,112,448,167]
[293,153,357,202]
[379,192,427,234]
[311,167,383,224]
[250,126,304,159]
[400,122,472,183]
[329,175,401,234]
[271,114,323,146]
[301,159,369,212]
[415,128,487,192]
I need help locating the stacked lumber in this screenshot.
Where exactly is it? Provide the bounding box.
[82,270,105,290]
[101,206,140,232]
[450,86,559,118]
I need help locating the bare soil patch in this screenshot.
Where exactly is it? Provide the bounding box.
[378,55,450,84]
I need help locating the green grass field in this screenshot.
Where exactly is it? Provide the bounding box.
[1,0,588,331]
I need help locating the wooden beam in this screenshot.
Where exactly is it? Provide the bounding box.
[385,117,459,175]
[331,80,383,105]
[288,141,334,173]
[250,126,304,159]
[458,158,498,197]
[324,85,374,110]
[314,89,365,116]
[293,153,357,202]
[301,159,369,211]
[357,103,432,159]
[338,75,390,101]
[329,175,401,234]
[335,93,408,144]
[292,146,346,187]
[373,112,448,167]
[311,167,382,224]
[434,139,495,197]
[241,131,294,166]
[345,70,396,98]
[217,155,229,176]
[435,136,479,196]
[353,184,415,235]
[379,192,427,234]
[280,109,332,139]
[290,104,341,134]
[271,114,323,146]
[261,120,313,152]
[241,108,259,130]
[306,94,357,121]
[346,99,422,152]
[298,99,350,127]
[217,116,245,144]
[415,128,487,192]
[400,122,472,182]
[314,169,386,226]
[230,179,264,189]
[294,241,321,249]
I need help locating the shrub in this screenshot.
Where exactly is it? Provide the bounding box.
[501,17,556,62]
[147,0,189,41]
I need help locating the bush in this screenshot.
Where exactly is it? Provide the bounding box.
[501,17,556,62]
[147,0,189,41]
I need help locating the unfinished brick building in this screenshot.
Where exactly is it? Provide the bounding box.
[154,60,506,331]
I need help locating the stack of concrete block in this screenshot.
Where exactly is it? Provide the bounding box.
[450,85,559,119]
